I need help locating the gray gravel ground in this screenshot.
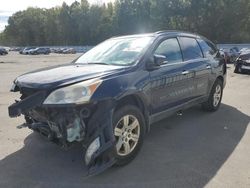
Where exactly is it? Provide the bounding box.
[0,52,249,188]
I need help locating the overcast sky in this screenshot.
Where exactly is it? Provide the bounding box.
[0,0,114,31]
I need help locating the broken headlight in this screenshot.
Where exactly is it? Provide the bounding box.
[43,79,102,104]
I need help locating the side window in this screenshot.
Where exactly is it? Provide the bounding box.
[154,38,183,64]
[179,37,203,61]
[197,39,217,58]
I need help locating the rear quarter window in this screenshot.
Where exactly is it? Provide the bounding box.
[197,39,217,58]
[179,37,203,61]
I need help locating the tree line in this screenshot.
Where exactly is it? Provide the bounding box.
[0,0,250,46]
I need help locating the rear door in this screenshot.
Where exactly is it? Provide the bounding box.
[178,37,210,97]
[196,39,220,95]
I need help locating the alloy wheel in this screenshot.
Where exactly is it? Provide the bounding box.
[114,115,140,156]
[213,84,222,107]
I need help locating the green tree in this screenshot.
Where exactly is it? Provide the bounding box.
[1,0,250,46]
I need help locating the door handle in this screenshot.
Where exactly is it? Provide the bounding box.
[206,65,211,69]
[182,70,190,75]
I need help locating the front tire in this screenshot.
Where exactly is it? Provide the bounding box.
[234,64,243,73]
[113,105,145,166]
[202,79,223,112]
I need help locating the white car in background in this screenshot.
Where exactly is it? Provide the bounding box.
[240,48,250,54]
[20,47,35,55]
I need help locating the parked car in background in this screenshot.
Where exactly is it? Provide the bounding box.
[239,48,250,54]
[220,48,240,63]
[53,48,67,53]
[9,47,22,52]
[234,51,250,74]
[50,48,58,53]
[0,47,8,55]
[62,48,76,54]
[29,47,51,55]
[231,47,240,54]
[52,48,76,54]
[51,47,91,54]
[9,31,226,175]
[20,47,35,54]
[219,49,230,64]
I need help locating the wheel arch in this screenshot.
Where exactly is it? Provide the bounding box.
[114,94,150,133]
[217,75,224,83]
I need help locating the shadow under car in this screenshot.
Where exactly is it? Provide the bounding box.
[0,104,249,188]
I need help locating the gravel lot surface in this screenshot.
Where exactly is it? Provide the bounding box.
[0,52,249,188]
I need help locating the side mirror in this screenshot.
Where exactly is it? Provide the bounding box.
[146,54,168,70]
[154,54,168,66]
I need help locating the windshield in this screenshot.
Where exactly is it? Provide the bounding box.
[75,36,153,66]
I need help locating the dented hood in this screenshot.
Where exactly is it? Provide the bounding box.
[15,63,124,89]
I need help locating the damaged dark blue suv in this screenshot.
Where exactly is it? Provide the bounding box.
[9,31,227,175]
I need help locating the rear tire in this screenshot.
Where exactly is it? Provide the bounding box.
[202,79,223,112]
[112,105,145,166]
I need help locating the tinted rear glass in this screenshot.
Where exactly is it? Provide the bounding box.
[179,37,203,61]
[198,39,217,58]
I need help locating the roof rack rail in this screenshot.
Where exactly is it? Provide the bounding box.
[154,30,181,34]
[155,30,196,35]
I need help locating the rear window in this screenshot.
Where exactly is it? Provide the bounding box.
[197,39,217,58]
[179,37,203,61]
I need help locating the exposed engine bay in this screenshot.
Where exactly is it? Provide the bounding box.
[9,85,116,175]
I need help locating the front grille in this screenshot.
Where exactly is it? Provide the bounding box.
[243,61,250,66]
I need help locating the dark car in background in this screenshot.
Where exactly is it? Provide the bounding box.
[52,48,66,53]
[219,49,230,64]
[234,52,250,73]
[220,47,240,63]
[29,47,51,55]
[8,31,226,175]
[0,47,8,55]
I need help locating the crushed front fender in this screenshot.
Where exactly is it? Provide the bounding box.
[83,100,117,176]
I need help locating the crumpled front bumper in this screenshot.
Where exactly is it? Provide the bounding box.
[8,92,117,176]
[9,91,47,118]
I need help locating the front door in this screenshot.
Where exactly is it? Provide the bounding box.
[149,37,196,114]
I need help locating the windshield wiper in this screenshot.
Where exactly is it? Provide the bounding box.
[87,62,110,65]
[75,62,122,66]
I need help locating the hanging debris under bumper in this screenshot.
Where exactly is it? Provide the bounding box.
[8,92,117,176]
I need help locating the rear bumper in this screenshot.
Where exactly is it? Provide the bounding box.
[9,93,116,176]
